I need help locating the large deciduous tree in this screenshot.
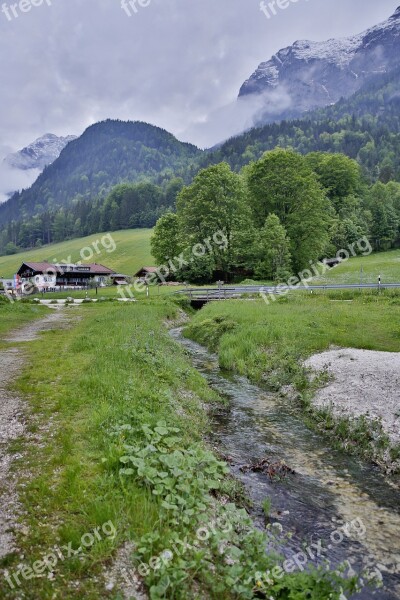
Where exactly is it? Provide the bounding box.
[245,149,332,271]
[176,162,254,275]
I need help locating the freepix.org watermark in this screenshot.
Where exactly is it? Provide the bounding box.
[120,513,233,587]
[4,233,116,303]
[250,517,384,598]
[121,0,151,17]
[1,0,52,22]
[260,0,310,20]
[4,521,116,589]
[269,517,367,578]
[118,230,228,300]
[260,236,373,306]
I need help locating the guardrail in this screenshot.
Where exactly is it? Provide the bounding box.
[175,283,400,301]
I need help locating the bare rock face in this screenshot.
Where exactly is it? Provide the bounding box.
[239,6,400,120]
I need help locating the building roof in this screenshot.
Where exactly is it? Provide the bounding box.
[134,266,158,276]
[17,262,116,276]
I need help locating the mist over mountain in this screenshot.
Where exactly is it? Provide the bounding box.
[204,66,400,181]
[0,134,77,204]
[239,5,400,124]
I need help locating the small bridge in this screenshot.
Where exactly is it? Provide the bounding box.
[175,283,400,308]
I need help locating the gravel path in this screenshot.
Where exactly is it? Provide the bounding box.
[0,347,25,559]
[0,308,77,559]
[305,348,400,446]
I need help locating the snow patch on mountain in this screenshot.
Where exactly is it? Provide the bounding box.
[4,133,77,171]
[0,133,77,203]
[239,6,400,120]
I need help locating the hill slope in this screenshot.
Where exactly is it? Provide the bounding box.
[313,249,400,285]
[0,120,201,226]
[0,229,153,278]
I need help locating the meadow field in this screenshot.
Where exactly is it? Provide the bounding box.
[313,248,400,284]
[0,299,356,599]
[0,229,153,278]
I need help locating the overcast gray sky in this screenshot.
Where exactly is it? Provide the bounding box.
[0,0,398,197]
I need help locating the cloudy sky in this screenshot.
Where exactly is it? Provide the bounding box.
[0,0,398,198]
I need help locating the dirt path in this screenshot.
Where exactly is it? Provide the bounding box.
[0,308,78,559]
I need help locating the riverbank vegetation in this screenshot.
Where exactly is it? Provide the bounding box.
[0,300,358,599]
[184,292,400,469]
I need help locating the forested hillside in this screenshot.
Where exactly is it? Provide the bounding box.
[207,68,400,182]
[1,69,400,255]
[0,120,201,226]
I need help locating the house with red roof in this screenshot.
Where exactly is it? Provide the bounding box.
[16,262,115,291]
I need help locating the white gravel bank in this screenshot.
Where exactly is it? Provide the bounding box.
[305,348,400,447]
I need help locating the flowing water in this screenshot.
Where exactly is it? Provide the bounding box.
[170,327,400,600]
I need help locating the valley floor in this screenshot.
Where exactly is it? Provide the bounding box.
[2,292,400,598]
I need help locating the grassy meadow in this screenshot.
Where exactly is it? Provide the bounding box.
[313,248,400,284]
[0,298,357,599]
[0,229,153,278]
[0,300,215,598]
[185,292,400,382]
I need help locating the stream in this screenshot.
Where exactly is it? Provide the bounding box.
[170,327,400,600]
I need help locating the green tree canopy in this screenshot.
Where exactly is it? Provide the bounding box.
[176,162,254,273]
[151,212,181,265]
[305,152,362,210]
[245,149,332,271]
[255,214,292,282]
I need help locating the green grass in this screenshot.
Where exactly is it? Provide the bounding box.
[185,292,400,379]
[184,291,400,467]
[0,229,153,278]
[0,300,218,598]
[313,248,400,284]
[0,300,358,599]
[0,299,46,346]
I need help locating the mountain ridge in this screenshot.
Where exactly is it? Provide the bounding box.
[239,5,400,121]
[0,120,201,226]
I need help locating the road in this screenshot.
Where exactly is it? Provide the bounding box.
[176,283,400,303]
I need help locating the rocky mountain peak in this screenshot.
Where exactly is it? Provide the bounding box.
[239,7,400,122]
[4,133,77,171]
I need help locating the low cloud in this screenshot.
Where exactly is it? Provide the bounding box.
[182,87,293,148]
[0,152,40,203]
